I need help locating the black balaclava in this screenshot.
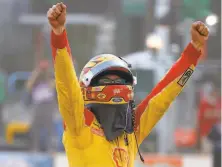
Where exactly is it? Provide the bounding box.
[88,103,134,141]
[88,69,135,141]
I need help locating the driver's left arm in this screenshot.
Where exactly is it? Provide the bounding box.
[135,43,201,144]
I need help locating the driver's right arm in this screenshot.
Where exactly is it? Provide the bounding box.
[51,29,84,136]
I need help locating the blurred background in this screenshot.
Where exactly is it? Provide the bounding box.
[0,0,221,167]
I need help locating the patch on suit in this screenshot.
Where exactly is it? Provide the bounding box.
[177,68,194,87]
[113,148,129,167]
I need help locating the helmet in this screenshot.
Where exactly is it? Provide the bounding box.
[80,54,136,105]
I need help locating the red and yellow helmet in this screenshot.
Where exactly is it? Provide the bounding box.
[80,54,137,105]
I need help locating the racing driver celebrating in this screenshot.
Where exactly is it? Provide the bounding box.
[47,2,209,167]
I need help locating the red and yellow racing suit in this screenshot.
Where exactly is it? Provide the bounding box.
[51,30,201,167]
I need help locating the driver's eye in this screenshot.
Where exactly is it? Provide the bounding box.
[98,77,126,85]
[98,78,112,84]
[115,79,123,84]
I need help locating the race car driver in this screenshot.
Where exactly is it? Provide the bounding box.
[47,2,209,167]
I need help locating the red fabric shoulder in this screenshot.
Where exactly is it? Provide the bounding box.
[84,108,95,126]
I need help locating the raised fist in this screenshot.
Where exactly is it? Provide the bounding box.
[47,2,66,35]
[191,21,209,51]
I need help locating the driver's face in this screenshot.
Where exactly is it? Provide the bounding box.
[97,75,126,85]
[105,75,120,80]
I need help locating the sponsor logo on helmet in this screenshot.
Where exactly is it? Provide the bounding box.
[97,93,106,99]
[113,89,121,95]
[92,86,105,92]
[127,85,133,90]
[112,97,123,103]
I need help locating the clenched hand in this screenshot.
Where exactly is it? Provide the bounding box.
[47,2,67,35]
[191,21,209,52]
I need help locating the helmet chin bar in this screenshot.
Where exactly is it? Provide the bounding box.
[83,85,134,104]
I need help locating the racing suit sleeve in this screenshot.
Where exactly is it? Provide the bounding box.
[51,30,84,136]
[135,43,201,144]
